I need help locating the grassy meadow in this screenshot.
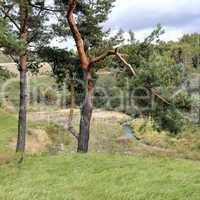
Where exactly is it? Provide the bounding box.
[0,72,200,200]
[0,154,200,200]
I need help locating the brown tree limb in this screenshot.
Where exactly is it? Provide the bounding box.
[90,50,116,65]
[115,51,137,77]
[151,89,171,105]
[68,126,79,140]
[66,0,89,70]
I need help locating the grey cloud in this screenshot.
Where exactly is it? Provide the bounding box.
[104,0,200,32]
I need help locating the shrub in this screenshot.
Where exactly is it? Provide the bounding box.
[153,107,184,135]
[44,89,57,105]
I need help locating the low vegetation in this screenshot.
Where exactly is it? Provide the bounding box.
[1,154,200,200]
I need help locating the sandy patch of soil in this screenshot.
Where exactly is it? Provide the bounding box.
[10,129,52,153]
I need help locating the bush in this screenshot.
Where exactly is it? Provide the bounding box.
[153,107,184,135]
[44,89,57,105]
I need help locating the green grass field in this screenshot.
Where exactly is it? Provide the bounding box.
[1,74,200,200]
[0,109,17,153]
[0,154,200,200]
[0,108,200,200]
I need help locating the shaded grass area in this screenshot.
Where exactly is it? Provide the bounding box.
[0,154,200,200]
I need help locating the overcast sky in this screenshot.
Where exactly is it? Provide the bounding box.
[104,0,200,41]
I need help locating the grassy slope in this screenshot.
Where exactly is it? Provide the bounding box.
[1,74,200,199]
[0,109,17,153]
[0,154,200,200]
[0,109,200,199]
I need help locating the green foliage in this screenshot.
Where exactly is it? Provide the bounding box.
[173,90,192,111]
[44,89,57,105]
[0,66,16,80]
[111,26,193,134]
[54,0,115,47]
[0,17,26,55]
[38,47,85,105]
[153,106,185,135]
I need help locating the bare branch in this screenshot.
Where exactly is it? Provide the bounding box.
[115,52,137,77]
[9,54,19,64]
[0,7,20,31]
[151,88,171,105]
[27,0,64,12]
[68,126,78,140]
[91,48,170,105]
[89,50,115,66]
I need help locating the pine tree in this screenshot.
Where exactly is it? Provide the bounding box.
[0,0,51,156]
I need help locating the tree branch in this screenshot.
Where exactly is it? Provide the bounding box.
[151,88,171,105]
[89,50,115,66]
[68,126,78,140]
[91,48,170,105]
[9,54,19,64]
[115,51,137,77]
[67,78,78,140]
[27,0,64,12]
[27,9,46,44]
[115,50,170,105]
[90,48,137,76]
[66,0,89,70]
[0,8,20,31]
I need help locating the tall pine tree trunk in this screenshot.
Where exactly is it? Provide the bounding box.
[16,55,27,152]
[16,1,28,153]
[77,71,93,153]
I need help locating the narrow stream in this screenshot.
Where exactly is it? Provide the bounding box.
[122,124,140,142]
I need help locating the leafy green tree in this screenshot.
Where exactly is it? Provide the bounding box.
[114,26,190,134]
